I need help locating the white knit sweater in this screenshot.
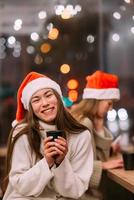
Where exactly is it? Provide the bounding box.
[3,121,93,200]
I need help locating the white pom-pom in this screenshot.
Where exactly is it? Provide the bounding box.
[12,120,18,127]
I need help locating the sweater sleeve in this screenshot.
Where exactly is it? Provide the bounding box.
[89,160,102,189]
[94,127,113,161]
[52,130,93,199]
[9,134,54,197]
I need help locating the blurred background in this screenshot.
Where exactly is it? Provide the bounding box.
[0,0,134,197]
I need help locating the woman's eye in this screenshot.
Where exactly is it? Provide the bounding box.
[32,99,40,103]
[46,93,53,97]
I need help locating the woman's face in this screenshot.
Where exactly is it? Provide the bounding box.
[31,88,58,124]
[97,99,113,118]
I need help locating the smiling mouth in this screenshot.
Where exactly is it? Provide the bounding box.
[41,107,54,113]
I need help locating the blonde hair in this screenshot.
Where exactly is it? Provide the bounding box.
[70,99,101,121]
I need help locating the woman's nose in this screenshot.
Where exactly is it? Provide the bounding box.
[41,97,49,106]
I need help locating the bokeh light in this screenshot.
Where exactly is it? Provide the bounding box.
[60,64,70,74]
[40,43,51,53]
[68,90,78,102]
[48,28,59,40]
[67,79,79,90]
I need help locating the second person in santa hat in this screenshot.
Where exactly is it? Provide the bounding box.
[70,70,124,200]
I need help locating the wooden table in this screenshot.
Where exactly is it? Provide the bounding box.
[107,168,134,193]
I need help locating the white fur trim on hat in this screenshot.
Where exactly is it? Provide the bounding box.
[82,88,120,100]
[12,119,18,127]
[21,77,62,110]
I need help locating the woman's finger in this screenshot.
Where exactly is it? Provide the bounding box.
[44,141,55,149]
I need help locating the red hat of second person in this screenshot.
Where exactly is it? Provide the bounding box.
[82,70,120,100]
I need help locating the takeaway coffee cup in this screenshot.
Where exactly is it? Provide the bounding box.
[116,133,134,170]
[46,130,65,159]
[46,130,65,141]
[122,151,134,170]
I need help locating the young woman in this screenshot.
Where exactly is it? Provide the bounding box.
[70,70,123,200]
[3,71,93,200]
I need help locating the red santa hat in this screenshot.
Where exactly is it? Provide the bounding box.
[82,70,120,100]
[12,71,62,127]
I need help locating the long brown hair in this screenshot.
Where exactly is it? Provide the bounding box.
[53,91,87,133]
[2,107,42,193]
[3,90,87,193]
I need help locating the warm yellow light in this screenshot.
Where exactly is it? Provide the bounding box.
[61,9,71,19]
[67,79,79,90]
[60,64,70,74]
[40,43,51,53]
[48,28,59,40]
[68,90,78,102]
[34,54,43,65]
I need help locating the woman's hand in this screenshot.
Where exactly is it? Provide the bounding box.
[102,158,123,170]
[111,142,121,154]
[54,137,68,166]
[111,136,122,154]
[44,136,58,168]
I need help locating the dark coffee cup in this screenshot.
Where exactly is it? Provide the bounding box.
[46,130,65,141]
[122,151,134,170]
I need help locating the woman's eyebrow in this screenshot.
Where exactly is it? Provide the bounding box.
[44,89,52,94]
[31,89,52,99]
